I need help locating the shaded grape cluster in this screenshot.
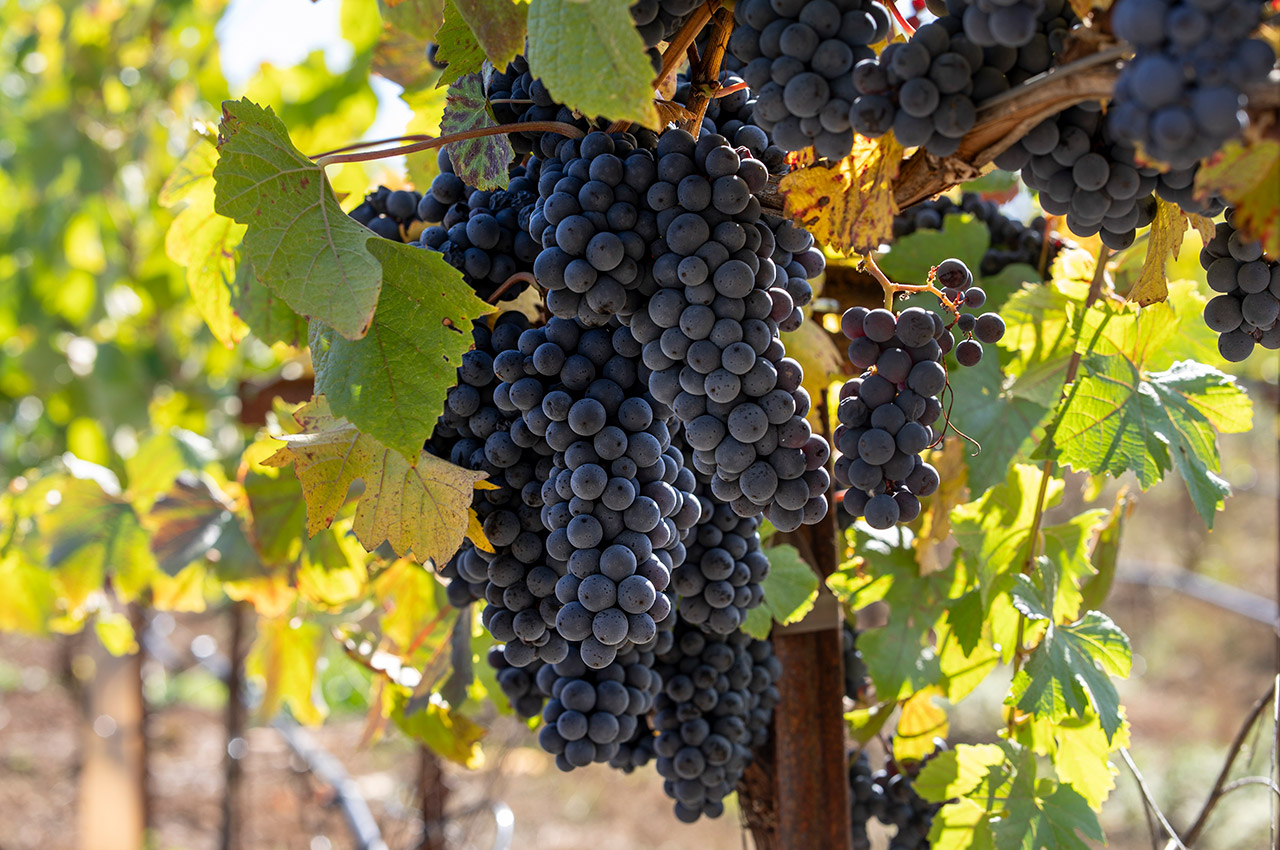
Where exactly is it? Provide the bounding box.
[528,131,662,326]
[850,6,1074,156]
[624,128,831,531]
[537,646,664,771]
[997,104,1224,250]
[648,623,781,821]
[498,317,701,668]
[489,56,594,158]
[349,184,425,242]
[1200,209,1280,362]
[728,0,891,157]
[849,750,942,850]
[488,646,549,719]
[1109,0,1275,169]
[671,485,774,634]
[893,191,1073,278]
[842,622,869,702]
[413,152,542,302]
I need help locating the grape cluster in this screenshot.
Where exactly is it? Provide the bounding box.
[842,622,869,702]
[489,56,593,158]
[728,0,891,158]
[528,132,661,326]
[953,0,1058,49]
[488,646,549,719]
[537,646,664,771]
[649,624,781,821]
[624,128,831,531]
[1110,0,1275,169]
[498,317,701,668]
[349,185,425,242]
[413,152,542,301]
[1200,209,1280,362]
[850,6,1074,156]
[671,487,774,634]
[997,104,1224,249]
[893,192,1073,278]
[849,750,941,850]
[633,0,705,52]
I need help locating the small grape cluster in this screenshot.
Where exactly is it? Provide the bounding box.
[1200,209,1280,362]
[954,0,1051,48]
[537,646,664,771]
[849,750,942,850]
[626,128,831,531]
[348,185,425,242]
[1110,0,1275,169]
[935,258,1007,367]
[671,486,774,634]
[528,131,662,326]
[489,56,592,158]
[488,646,549,719]
[633,0,705,54]
[649,624,781,821]
[893,192,1073,278]
[998,104,1224,249]
[414,152,542,301]
[728,0,891,158]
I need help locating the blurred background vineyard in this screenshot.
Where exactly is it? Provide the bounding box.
[0,0,1274,848]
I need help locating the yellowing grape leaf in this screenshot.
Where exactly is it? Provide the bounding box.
[389,687,485,766]
[1128,198,1187,306]
[780,133,904,255]
[264,397,486,566]
[94,611,139,656]
[0,552,56,634]
[161,140,248,347]
[247,616,327,725]
[527,0,660,129]
[1194,138,1280,256]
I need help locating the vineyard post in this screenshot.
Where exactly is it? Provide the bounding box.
[220,602,249,850]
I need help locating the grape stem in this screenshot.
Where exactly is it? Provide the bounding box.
[1005,243,1110,738]
[654,1,717,92]
[677,5,734,139]
[860,252,956,313]
[486,272,537,304]
[312,122,587,167]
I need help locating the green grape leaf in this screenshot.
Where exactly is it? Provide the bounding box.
[1194,137,1280,256]
[213,98,383,341]
[0,552,57,635]
[229,257,307,347]
[297,520,369,608]
[1041,509,1108,623]
[740,605,773,640]
[373,558,454,651]
[144,474,237,576]
[310,238,492,463]
[944,353,1050,496]
[928,800,996,850]
[860,609,943,702]
[915,743,1009,803]
[876,214,989,287]
[1022,710,1129,811]
[1048,356,1251,525]
[247,616,327,725]
[1078,492,1131,613]
[951,464,1064,599]
[452,0,527,73]
[997,281,1081,408]
[993,772,1104,850]
[1007,611,1131,742]
[373,18,443,93]
[161,140,248,347]
[440,73,514,191]
[39,474,159,608]
[125,428,218,512]
[263,397,487,566]
[433,0,487,88]
[759,544,819,627]
[526,0,660,129]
